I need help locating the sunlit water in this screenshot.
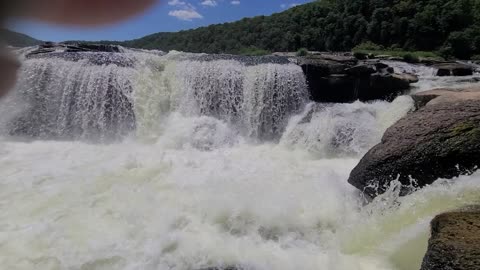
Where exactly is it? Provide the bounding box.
[1,51,479,270]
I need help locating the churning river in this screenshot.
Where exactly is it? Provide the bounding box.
[0,50,479,270]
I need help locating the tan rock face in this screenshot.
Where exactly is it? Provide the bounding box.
[348,87,480,198]
[421,209,480,270]
[414,87,480,105]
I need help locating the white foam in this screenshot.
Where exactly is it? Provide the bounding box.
[1,53,479,270]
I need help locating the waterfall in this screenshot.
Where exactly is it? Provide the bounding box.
[281,96,414,157]
[7,57,136,141]
[170,60,307,140]
[6,51,308,141]
[3,50,480,270]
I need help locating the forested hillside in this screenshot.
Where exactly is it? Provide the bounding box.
[1,29,42,47]
[122,0,480,59]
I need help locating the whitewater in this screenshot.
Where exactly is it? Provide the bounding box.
[0,50,479,270]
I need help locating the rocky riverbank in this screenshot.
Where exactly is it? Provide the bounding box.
[345,85,480,269]
[348,86,480,198]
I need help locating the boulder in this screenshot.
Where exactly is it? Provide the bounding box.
[306,72,413,103]
[363,72,411,101]
[374,62,389,70]
[299,57,349,77]
[433,62,473,76]
[396,72,419,83]
[299,56,415,103]
[345,64,376,77]
[309,74,357,102]
[421,208,480,270]
[348,87,480,198]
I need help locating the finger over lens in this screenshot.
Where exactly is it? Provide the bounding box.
[23,0,156,26]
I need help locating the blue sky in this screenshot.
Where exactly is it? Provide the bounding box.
[10,0,312,42]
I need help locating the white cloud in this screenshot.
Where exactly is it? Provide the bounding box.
[231,0,240,5]
[168,0,186,6]
[167,1,203,21]
[169,9,203,21]
[201,0,218,6]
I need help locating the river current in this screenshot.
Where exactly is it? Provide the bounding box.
[0,51,479,270]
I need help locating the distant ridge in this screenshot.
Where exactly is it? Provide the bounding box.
[113,0,480,59]
[1,29,43,47]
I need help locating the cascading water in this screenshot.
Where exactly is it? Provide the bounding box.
[385,60,480,93]
[1,50,480,270]
[5,57,136,141]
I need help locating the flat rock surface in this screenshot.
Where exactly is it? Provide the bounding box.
[421,208,480,270]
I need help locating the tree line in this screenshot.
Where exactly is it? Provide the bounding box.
[1,29,42,47]
[5,0,480,59]
[118,0,480,59]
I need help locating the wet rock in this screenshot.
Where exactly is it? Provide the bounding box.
[310,74,357,102]
[348,87,480,198]
[299,57,350,77]
[433,62,473,76]
[299,56,415,103]
[365,72,411,100]
[374,62,389,70]
[39,41,56,48]
[345,64,376,77]
[395,73,419,83]
[421,208,480,270]
[68,43,122,53]
[34,42,122,53]
[26,43,134,67]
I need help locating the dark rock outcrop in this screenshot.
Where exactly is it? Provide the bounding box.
[26,43,134,67]
[433,62,474,76]
[421,208,480,270]
[299,55,418,103]
[36,42,123,53]
[348,87,480,198]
